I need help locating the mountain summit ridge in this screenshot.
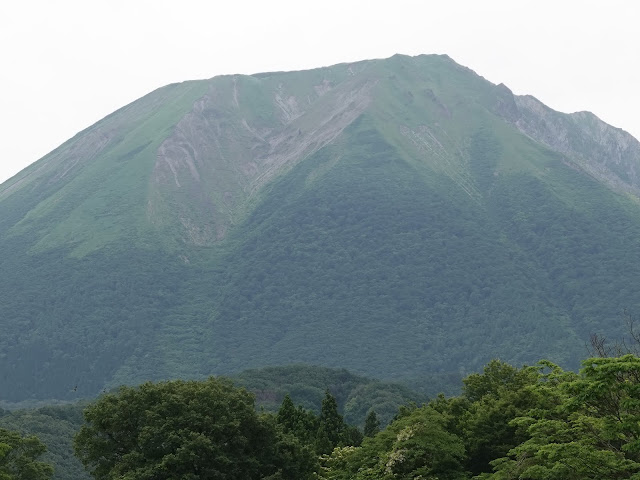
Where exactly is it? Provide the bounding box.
[3,54,638,254]
[494,90,640,196]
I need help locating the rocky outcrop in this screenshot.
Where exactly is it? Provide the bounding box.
[494,87,640,196]
[151,72,376,245]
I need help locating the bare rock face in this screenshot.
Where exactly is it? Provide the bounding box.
[493,83,520,123]
[150,72,376,245]
[494,89,640,196]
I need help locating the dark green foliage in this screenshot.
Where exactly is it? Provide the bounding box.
[276,394,320,447]
[234,365,423,427]
[319,390,346,447]
[296,390,363,456]
[363,410,380,437]
[0,366,413,480]
[316,390,357,454]
[8,355,640,480]
[275,390,363,461]
[0,405,87,480]
[320,405,468,480]
[277,394,298,431]
[74,377,317,480]
[259,416,318,480]
[479,357,640,479]
[0,427,53,480]
[422,360,543,476]
[0,245,216,402]
[458,361,543,475]
[321,355,640,479]
[342,425,364,451]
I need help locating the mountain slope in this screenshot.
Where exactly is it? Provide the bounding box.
[2,54,640,402]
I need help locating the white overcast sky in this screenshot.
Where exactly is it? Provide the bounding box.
[1,0,639,184]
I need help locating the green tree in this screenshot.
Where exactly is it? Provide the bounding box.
[276,394,322,446]
[273,392,321,477]
[320,405,467,480]
[315,390,362,454]
[482,357,640,479]
[319,390,345,447]
[568,354,640,459]
[259,416,317,480]
[363,410,380,437]
[0,428,53,480]
[426,359,546,476]
[458,360,543,475]
[74,377,311,480]
[277,394,297,431]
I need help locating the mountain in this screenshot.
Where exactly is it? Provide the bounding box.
[2,54,640,403]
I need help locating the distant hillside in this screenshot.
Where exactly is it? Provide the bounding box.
[233,364,424,427]
[0,404,89,480]
[2,54,640,402]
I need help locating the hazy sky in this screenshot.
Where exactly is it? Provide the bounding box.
[1,0,638,184]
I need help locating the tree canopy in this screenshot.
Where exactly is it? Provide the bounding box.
[480,356,640,479]
[74,377,312,480]
[0,427,53,480]
[7,354,640,479]
[321,355,640,479]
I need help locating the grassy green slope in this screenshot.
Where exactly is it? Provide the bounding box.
[0,80,210,256]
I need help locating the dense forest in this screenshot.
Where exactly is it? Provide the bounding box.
[0,365,421,480]
[3,353,640,479]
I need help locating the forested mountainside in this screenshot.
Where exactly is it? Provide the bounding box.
[2,54,640,402]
